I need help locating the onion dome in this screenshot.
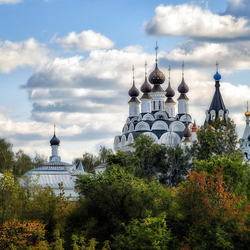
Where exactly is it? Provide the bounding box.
[148,42,165,92]
[165,66,176,104]
[128,79,139,97]
[50,133,60,146]
[214,72,221,81]
[140,62,152,100]
[149,63,165,85]
[128,66,140,103]
[245,102,250,117]
[183,126,192,138]
[178,77,189,94]
[192,120,198,132]
[183,123,192,143]
[177,62,189,101]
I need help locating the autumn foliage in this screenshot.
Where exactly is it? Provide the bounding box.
[178,168,250,249]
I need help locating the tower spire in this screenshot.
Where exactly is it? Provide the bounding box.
[182,61,184,77]
[216,61,218,72]
[145,61,147,76]
[155,41,158,62]
[168,66,171,81]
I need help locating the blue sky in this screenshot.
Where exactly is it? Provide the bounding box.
[0,0,249,162]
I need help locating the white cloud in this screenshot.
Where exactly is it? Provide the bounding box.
[144,4,250,40]
[0,38,50,73]
[53,30,115,51]
[0,0,21,4]
[161,40,250,70]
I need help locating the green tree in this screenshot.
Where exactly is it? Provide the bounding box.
[75,152,100,173]
[98,146,113,164]
[73,166,172,247]
[32,152,47,168]
[14,149,33,177]
[159,145,193,187]
[130,134,167,178]
[0,138,14,173]
[192,118,239,161]
[112,212,172,250]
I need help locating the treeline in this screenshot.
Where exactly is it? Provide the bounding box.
[1,118,250,249]
[0,138,47,176]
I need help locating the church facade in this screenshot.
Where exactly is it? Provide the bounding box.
[114,45,197,152]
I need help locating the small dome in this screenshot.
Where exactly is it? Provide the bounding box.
[245,109,250,117]
[128,80,139,97]
[141,75,152,93]
[50,134,60,146]
[183,126,192,138]
[214,72,221,81]
[165,82,175,98]
[178,77,189,94]
[149,63,165,85]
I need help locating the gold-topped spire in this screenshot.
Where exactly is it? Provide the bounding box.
[155,41,158,62]
[145,61,147,76]
[245,101,250,117]
[216,61,219,72]
[54,124,56,134]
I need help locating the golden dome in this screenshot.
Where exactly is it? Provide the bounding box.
[245,109,250,117]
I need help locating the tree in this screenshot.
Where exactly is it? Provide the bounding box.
[75,152,100,173]
[14,149,33,177]
[112,212,172,250]
[130,134,167,178]
[178,168,250,249]
[33,152,47,168]
[0,138,14,173]
[158,145,193,187]
[191,118,239,161]
[73,166,172,247]
[98,145,113,164]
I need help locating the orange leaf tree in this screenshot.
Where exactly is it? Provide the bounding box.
[178,168,250,250]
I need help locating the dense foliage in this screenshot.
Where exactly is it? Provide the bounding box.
[0,118,250,249]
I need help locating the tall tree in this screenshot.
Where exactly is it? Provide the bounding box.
[99,145,113,164]
[191,118,239,161]
[0,138,14,173]
[14,149,33,177]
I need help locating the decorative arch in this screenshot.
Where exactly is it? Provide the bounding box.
[142,113,155,121]
[126,117,131,124]
[135,121,150,131]
[123,124,129,133]
[114,136,121,150]
[128,133,134,144]
[159,132,181,146]
[143,132,158,142]
[129,123,134,131]
[179,114,192,122]
[121,135,126,147]
[154,111,168,120]
[169,121,185,132]
[130,117,138,123]
[151,121,168,131]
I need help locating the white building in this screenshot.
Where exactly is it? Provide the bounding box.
[114,45,196,152]
[23,131,88,198]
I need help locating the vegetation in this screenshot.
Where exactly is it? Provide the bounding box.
[0,118,249,249]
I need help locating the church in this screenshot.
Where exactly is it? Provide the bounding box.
[22,129,88,199]
[114,45,229,152]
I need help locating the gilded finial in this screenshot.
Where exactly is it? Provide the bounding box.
[168,66,171,81]
[216,61,219,72]
[132,65,135,79]
[145,61,147,76]
[182,61,185,76]
[155,41,158,63]
[247,101,249,111]
[54,124,56,135]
